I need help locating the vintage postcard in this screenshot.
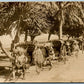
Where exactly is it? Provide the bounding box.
[0,2,84,82]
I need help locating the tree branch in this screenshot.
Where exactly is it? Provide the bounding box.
[74,14,84,26]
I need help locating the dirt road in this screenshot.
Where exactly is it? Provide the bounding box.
[0,51,84,82]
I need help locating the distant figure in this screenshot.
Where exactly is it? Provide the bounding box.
[65,41,71,56]
[72,41,79,58]
[26,41,35,64]
[33,45,44,73]
[45,45,55,60]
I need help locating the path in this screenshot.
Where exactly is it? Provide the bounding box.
[0,51,84,82]
[16,51,84,82]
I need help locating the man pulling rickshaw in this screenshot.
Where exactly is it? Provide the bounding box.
[0,41,28,81]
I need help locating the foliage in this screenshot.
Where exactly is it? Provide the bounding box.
[0,2,84,40]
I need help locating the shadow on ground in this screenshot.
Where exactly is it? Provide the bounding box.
[0,55,9,61]
[0,66,12,81]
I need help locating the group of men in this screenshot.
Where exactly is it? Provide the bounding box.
[10,39,81,75]
[50,39,80,61]
[0,39,81,81]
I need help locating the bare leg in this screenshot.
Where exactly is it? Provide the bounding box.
[12,70,16,80]
[36,63,40,74]
[75,50,79,58]
[22,70,25,80]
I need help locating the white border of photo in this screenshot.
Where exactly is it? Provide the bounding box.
[0,0,84,2]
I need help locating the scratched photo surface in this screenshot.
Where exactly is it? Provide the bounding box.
[0,2,84,82]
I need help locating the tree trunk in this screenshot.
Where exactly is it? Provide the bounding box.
[31,36,35,41]
[48,33,51,40]
[10,40,14,52]
[59,10,64,40]
[82,31,84,53]
[83,31,84,38]
[59,21,62,40]
[14,31,19,43]
[24,30,28,42]
[13,20,20,43]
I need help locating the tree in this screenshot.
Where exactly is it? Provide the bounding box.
[0,2,84,42]
[2,2,51,42]
[46,2,84,40]
[63,2,84,38]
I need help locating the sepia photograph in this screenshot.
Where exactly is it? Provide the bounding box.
[0,2,84,82]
